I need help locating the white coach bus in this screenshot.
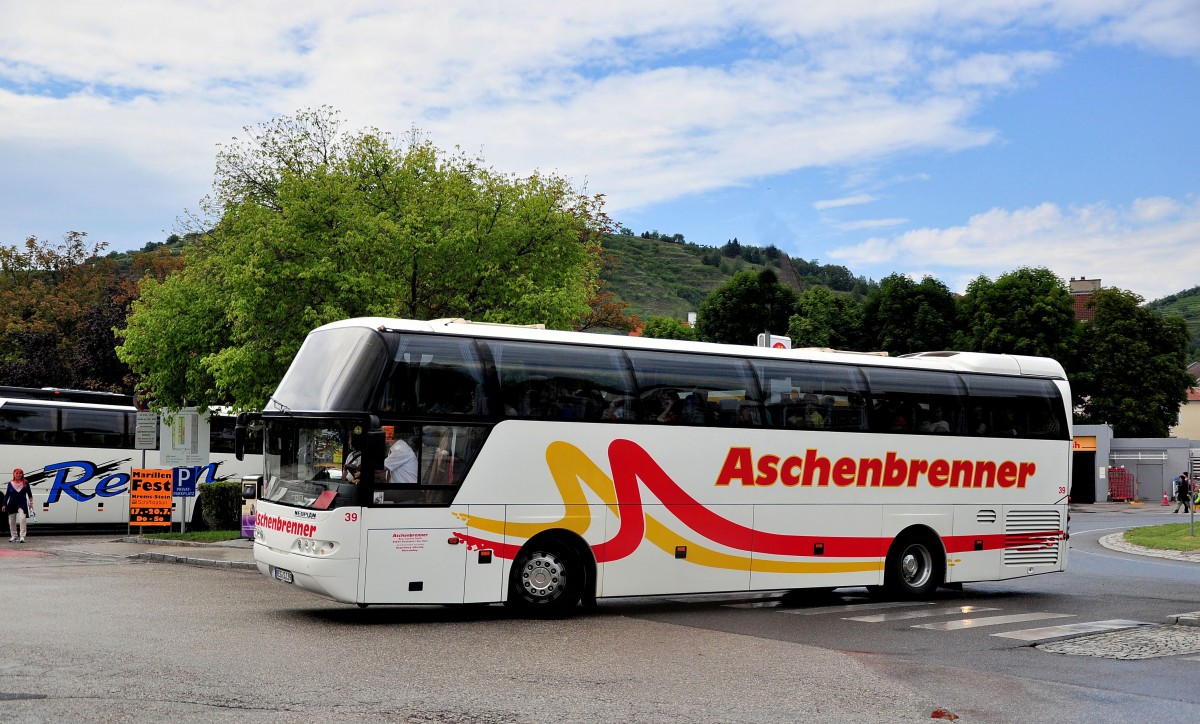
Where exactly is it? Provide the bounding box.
[0,386,263,525]
[240,317,1072,615]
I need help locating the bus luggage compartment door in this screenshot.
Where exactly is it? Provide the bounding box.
[364,516,467,604]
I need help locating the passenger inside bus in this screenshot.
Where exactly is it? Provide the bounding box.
[650,390,682,424]
[385,437,418,484]
[919,406,951,433]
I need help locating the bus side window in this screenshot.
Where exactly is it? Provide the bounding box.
[486,340,635,424]
[628,350,762,428]
[861,367,966,436]
[385,335,489,418]
[961,375,1067,441]
[752,359,867,432]
[3,404,57,446]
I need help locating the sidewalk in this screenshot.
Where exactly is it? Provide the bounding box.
[56,535,258,571]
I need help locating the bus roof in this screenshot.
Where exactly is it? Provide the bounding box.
[312,317,1068,380]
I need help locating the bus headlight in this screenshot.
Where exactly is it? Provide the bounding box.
[293,538,337,556]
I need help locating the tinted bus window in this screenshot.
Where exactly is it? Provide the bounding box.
[486,341,635,422]
[861,367,966,435]
[961,375,1067,440]
[61,407,127,447]
[0,404,57,444]
[273,326,390,412]
[626,351,762,426]
[381,335,489,417]
[754,360,868,431]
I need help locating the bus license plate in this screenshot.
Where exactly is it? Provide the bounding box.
[272,566,294,584]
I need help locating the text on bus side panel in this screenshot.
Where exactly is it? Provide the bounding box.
[715,447,1036,489]
[36,460,231,503]
[255,511,317,538]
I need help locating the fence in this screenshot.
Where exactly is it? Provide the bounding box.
[1107,466,1136,502]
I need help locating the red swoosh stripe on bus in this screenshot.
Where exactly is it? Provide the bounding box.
[455,438,1063,563]
[606,439,885,559]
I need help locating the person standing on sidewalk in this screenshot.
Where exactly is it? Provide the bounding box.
[2,467,34,542]
[1173,472,1191,513]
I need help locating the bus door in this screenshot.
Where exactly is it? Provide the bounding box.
[362,506,469,604]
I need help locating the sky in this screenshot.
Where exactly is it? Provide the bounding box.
[1,1,1198,303]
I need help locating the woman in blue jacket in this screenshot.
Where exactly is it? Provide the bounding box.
[2,467,34,543]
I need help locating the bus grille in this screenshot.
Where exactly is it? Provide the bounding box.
[1003,509,1061,566]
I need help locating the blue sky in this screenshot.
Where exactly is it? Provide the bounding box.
[1,1,1197,302]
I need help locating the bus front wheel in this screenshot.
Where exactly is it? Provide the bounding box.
[507,540,583,617]
[884,532,944,599]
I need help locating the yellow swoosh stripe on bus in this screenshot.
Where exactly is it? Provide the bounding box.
[456,440,884,574]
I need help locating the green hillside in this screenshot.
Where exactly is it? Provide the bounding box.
[1146,286,1200,362]
[600,233,874,321]
[600,234,779,319]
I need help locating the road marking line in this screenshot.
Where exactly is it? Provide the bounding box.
[778,601,933,616]
[914,612,1074,630]
[992,619,1154,641]
[845,605,1001,622]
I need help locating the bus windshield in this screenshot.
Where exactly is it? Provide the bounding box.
[269,327,389,412]
[263,419,361,510]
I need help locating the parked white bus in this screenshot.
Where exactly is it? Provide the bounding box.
[241,318,1071,615]
[0,387,263,525]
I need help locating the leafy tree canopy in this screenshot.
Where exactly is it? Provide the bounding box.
[956,267,1076,360]
[640,316,696,341]
[0,232,145,391]
[118,107,607,410]
[787,286,863,349]
[861,273,955,355]
[695,269,799,345]
[1072,288,1192,437]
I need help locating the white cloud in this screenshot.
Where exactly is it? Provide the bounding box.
[0,1,1196,247]
[814,194,879,210]
[827,195,1200,300]
[835,218,910,231]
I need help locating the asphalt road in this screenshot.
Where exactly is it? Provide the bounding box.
[2,507,1198,723]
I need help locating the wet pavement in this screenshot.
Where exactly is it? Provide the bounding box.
[17,501,1200,662]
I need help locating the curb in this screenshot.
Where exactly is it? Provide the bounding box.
[1164,612,1200,628]
[132,550,258,571]
[118,536,253,549]
[1097,532,1200,564]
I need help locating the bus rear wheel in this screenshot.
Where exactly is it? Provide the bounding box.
[507,541,582,617]
[884,533,944,599]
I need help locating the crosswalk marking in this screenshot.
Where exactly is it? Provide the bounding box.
[914,612,1074,630]
[992,619,1153,641]
[776,601,934,616]
[844,605,1001,623]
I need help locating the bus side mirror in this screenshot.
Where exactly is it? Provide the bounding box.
[365,429,388,469]
[234,424,246,461]
[241,475,263,499]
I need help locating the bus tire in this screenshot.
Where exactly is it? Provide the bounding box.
[507,540,583,617]
[884,531,944,599]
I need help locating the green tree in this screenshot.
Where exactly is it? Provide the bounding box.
[956,267,1076,360]
[695,269,799,345]
[787,286,863,349]
[1072,288,1192,437]
[640,316,696,341]
[0,232,134,391]
[861,274,955,355]
[118,108,606,410]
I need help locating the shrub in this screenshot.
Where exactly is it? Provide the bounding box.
[198,480,243,530]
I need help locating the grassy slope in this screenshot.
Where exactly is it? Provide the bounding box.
[600,235,775,320]
[1145,286,1200,362]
